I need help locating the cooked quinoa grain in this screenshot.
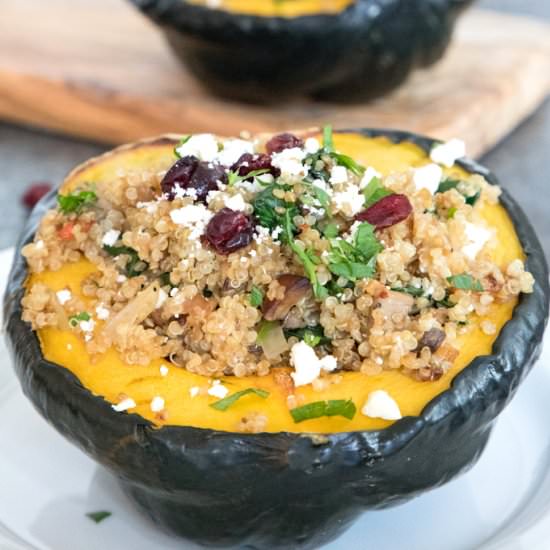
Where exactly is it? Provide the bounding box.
[22,129,534,390]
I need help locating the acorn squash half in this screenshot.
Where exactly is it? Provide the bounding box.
[3,129,548,550]
[128,0,475,102]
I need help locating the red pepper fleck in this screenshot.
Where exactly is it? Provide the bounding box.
[22,182,53,209]
[356,194,412,229]
[58,222,75,240]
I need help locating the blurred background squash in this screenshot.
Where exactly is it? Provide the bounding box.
[128,0,475,102]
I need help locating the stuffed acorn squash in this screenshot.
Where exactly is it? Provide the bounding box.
[4,128,548,549]
[128,0,474,102]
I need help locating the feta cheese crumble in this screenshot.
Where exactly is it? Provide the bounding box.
[361,390,402,420]
[330,165,348,185]
[463,222,492,260]
[170,204,213,239]
[56,289,72,305]
[150,396,165,412]
[304,137,320,154]
[332,184,365,216]
[359,167,382,189]
[95,304,110,320]
[290,341,337,387]
[216,139,254,166]
[101,229,120,247]
[207,380,229,399]
[112,398,137,413]
[156,289,168,309]
[79,319,95,333]
[430,139,466,168]
[413,164,443,194]
[271,147,308,183]
[175,134,219,162]
[224,193,248,212]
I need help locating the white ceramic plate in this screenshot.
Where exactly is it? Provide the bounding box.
[1,246,549,550]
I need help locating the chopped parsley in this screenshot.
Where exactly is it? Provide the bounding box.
[57,189,97,215]
[392,285,425,298]
[436,178,481,206]
[322,222,340,239]
[362,176,393,208]
[284,210,327,299]
[69,311,90,327]
[290,399,356,423]
[103,245,148,277]
[228,169,270,187]
[252,183,299,233]
[86,511,112,524]
[321,125,366,176]
[210,388,270,411]
[327,222,382,282]
[160,272,176,288]
[447,273,484,291]
[301,182,332,217]
[249,286,264,308]
[284,325,330,347]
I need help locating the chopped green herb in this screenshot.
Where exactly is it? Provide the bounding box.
[331,151,366,176]
[447,273,484,291]
[322,124,334,151]
[69,311,91,327]
[228,169,270,187]
[436,178,480,206]
[284,211,327,300]
[86,511,112,524]
[322,223,339,239]
[310,184,332,217]
[210,388,270,411]
[174,134,191,157]
[362,176,393,208]
[160,272,177,288]
[320,124,365,176]
[447,207,457,219]
[57,189,97,215]
[252,184,299,234]
[434,294,456,308]
[284,325,330,347]
[327,222,382,282]
[103,245,148,277]
[290,399,356,423]
[249,286,264,308]
[392,285,425,298]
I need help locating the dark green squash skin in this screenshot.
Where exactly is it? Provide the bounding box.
[3,129,548,550]
[128,0,474,103]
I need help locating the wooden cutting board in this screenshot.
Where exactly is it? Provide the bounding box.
[1,0,550,157]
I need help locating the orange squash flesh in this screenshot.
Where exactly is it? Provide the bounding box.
[30,134,522,433]
[187,0,355,17]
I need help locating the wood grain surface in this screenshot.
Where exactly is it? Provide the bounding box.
[1,0,550,157]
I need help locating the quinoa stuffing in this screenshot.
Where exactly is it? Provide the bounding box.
[21,127,535,428]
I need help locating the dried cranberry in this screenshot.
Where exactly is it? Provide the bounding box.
[161,156,227,203]
[265,133,304,155]
[416,328,446,353]
[356,194,412,229]
[205,208,254,255]
[231,153,280,180]
[22,182,53,209]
